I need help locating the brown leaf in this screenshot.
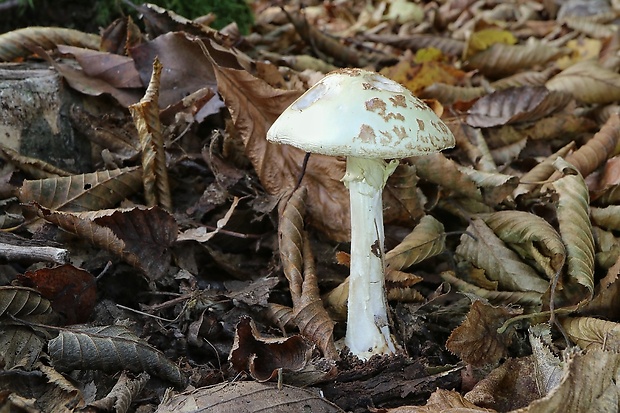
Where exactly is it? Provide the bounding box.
[386,215,446,271]
[456,218,549,293]
[48,325,186,388]
[466,87,571,128]
[0,144,71,179]
[129,58,172,210]
[57,45,143,88]
[229,316,313,382]
[385,388,494,412]
[0,27,100,62]
[0,286,55,321]
[562,317,620,351]
[212,57,351,241]
[87,372,149,412]
[446,300,522,366]
[0,326,45,370]
[466,40,568,78]
[278,187,339,360]
[154,381,345,413]
[19,167,142,212]
[546,60,620,104]
[36,205,177,280]
[18,264,96,325]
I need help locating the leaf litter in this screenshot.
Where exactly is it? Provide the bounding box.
[1,0,620,412]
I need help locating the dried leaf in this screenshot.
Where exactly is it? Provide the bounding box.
[229,316,313,382]
[481,211,566,279]
[0,326,45,370]
[546,60,620,104]
[446,300,522,366]
[0,286,55,320]
[386,388,493,413]
[278,187,339,360]
[456,218,549,293]
[57,45,143,88]
[129,58,172,210]
[466,87,570,128]
[528,324,564,396]
[520,348,620,412]
[0,144,71,179]
[87,372,150,412]
[386,215,446,271]
[48,325,186,388]
[466,40,568,78]
[0,27,100,62]
[383,163,426,226]
[562,317,620,351]
[19,167,142,212]
[177,197,240,242]
[550,159,595,303]
[212,55,350,241]
[36,205,177,280]
[154,381,345,413]
[18,264,96,325]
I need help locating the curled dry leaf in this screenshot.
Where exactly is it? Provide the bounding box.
[386,215,446,272]
[48,325,186,388]
[210,51,351,241]
[546,60,620,104]
[441,271,543,311]
[87,372,150,413]
[0,286,55,321]
[456,218,549,293]
[18,264,96,325]
[466,40,568,78]
[0,27,100,62]
[278,187,339,360]
[129,57,172,210]
[19,167,142,212]
[466,86,570,128]
[35,205,177,280]
[550,159,595,304]
[383,163,426,226]
[528,324,563,396]
[562,316,620,351]
[0,326,45,370]
[519,348,620,412]
[590,205,620,231]
[57,44,143,88]
[229,316,314,382]
[386,388,493,413]
[0,144,72,179]
[480,211,566,279]
[446,300,522,366]
[154,381,345,413]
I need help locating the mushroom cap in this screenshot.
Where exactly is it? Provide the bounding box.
[267,68,455,158]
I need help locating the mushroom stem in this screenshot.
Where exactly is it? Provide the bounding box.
[343,156,398,360]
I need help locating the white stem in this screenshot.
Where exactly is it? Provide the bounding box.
[343,156,397,360]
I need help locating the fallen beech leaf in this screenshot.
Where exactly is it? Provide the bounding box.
[456,218,549,293]
[0,326,45,370]
[19,167,142,212]
[549,159,595,304]
[0,286,55,321]
[386,388,494,412]
[546,60,620,104]
[211,55,351,241]
[466,87,570,128]
[35,205,177,280]
[18,264,96,324]
[87,372,149,412]
[386,215,446,271]
[481,211,566,279]
[446,300,522,366]
[129,58,172,210]
[278,187,339,360]
[57,45,143,88]
[0,27,100,62]
[154,381,345,413]
[528,324,563,396]
[48,325,186,388]
[519,348,620,412]
[466,40,568,78]
[0,144,71,179]
[229,316,313,382]
[562,317,620,351]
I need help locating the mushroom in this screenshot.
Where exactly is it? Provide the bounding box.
[267,68,455,360]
